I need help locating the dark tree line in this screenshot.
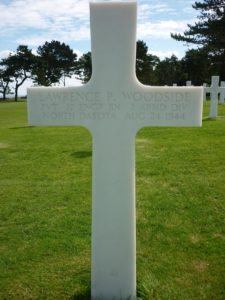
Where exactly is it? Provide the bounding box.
[77,40,214,86]
[171,0,225,79]
[0,0,224,100]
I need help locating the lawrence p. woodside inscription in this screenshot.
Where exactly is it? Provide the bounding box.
[30,88,200,125]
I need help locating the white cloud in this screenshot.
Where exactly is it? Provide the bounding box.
[138,3,176,22]
[149,50,182,60]
[0,50,14,58]
[0,0,90,40]
[17,25,90,46]
[73,49,83,58]
[138,20,190,39]
[0,0,187,41]
[17,36,51,47]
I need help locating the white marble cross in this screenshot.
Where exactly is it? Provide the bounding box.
[219,81,225,104]
[27,2,203,299]
[203,83,207,101]
[204,76,225,118]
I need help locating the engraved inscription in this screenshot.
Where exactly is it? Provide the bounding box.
[39,90,192,122]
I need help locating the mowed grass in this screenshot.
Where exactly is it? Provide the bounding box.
[0,100,225,300]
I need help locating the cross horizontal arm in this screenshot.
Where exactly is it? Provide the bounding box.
[204,87,211,93]
[28,85,203,134]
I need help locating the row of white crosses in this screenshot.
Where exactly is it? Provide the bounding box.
[186,78,225,108]
[28,1,203,299]
[186,78,225,106]
[185,78,224,119]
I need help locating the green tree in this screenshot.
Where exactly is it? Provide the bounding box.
[181,48,211,85]
[1,46,35,101]
[136,40,159,85]
[155,55,184,85]
[32,40,77,86]
[76,52,92,84]
[0,64,13,100]
[171,0,225,79]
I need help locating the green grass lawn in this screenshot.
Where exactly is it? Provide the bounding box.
[0,100,225,300]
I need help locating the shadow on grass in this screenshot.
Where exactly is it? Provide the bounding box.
[72,151,92,159]
[202,117,225,122]
[202,117,215,122]
[69,283,152,300]
[70,287,91,300]
[10,126,35,130]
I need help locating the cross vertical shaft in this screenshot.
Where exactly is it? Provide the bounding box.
[91,129,136,299]
[210,76,219,119]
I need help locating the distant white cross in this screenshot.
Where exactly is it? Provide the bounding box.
[203,83,207,101]
[204,76,225,118]
[219,81,225,105]
[27,2,203,299]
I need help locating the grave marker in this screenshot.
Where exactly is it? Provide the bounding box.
[27,1,203,299]
[204,76,225,118]
[219,81,225,104]
[186,81,192,86]
[203,83,207,101]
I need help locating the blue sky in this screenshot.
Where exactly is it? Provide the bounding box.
[0,0,198,60]
[0,0,199,94]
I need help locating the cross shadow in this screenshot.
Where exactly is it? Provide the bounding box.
[202,117,215,122]
[10,126,35,130]
[70,287,91,300]
[72,151,92,159]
